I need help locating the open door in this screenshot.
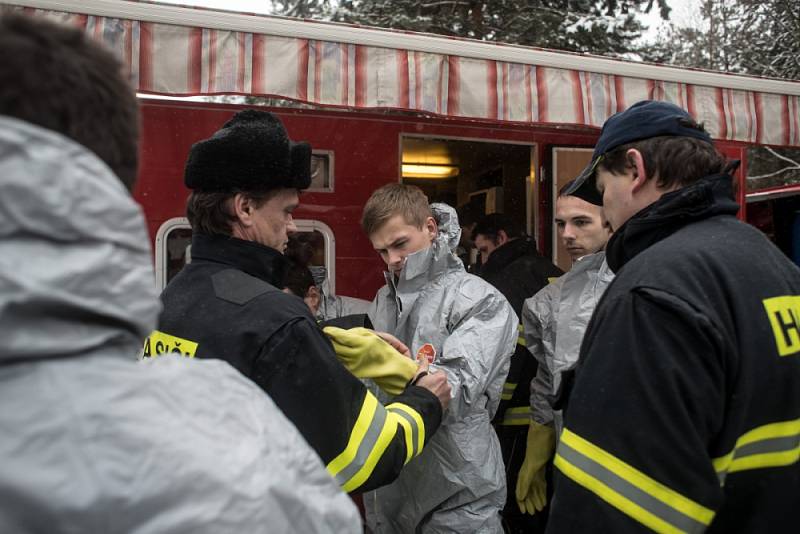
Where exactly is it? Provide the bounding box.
[550,147,594,271]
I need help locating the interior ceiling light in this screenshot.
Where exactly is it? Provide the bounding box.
[402,163,460,179]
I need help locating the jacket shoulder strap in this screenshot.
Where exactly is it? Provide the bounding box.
[211,268,278,305]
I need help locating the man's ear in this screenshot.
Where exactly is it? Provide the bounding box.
[626,148,649,193]
[232,193,254,227]
[424,215,438,240]
[496,229,510,246]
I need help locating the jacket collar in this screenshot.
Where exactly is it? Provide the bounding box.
[605,173,740,273]
[480,236,539,278]
[384,237,463,295]
[191,233,288,288]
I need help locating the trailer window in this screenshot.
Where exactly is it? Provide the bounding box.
[308,151,334,191]
[746,146,800,192]
[154,218,336,292]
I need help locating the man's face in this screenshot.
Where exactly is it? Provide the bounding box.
[369,214,437,275]
[473,234,499,264]
[555,195,611,261]
[595,166,638,233]
[248,188,299,252]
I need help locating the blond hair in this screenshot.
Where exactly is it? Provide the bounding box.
[361,183,432,237]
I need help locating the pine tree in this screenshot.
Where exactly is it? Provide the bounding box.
[642,0,799,80]
[269,0,670,58]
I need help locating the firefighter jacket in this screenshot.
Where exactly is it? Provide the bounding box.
[523,251,614,435]
[366,203,517,533]
[0,117,360,533]
[479,236,563,429]
[153,233,442,494]
[547,173,800,533]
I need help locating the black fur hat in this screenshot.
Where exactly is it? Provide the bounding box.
[184,109,312,192]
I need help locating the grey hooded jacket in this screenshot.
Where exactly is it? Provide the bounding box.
[366,204,517,533]
[0,117,360,534]
[523,251,614,435]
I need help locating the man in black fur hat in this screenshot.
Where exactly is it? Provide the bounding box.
[149,110,451,494]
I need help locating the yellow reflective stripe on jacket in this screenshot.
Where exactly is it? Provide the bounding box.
[501,406,531,426]
[555,428,715,534]
[387,402,425,464]
[517,323,526,347]
[326,395,428,492]
[142,330,198,358]
[326,391,384,491]
[713,418,800,485]
[501,382,517,401]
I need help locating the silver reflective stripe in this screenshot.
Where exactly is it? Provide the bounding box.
[558,440,708,534]
[388,407,419,458]
[333,405,387,486]
[717,433,800,484]
[501,408,530,426]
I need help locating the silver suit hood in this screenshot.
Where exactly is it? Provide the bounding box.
[0,117,160,362]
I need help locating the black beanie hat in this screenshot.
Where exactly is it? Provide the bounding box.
[184,109,312,192]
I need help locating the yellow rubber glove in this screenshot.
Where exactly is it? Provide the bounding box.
[515,421,556,515]
[323,326,418,395]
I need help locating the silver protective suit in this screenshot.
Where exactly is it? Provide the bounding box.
[523,251,614,435]
[0,117,361,534]
[366,203,517,533]
[316,280,371,321]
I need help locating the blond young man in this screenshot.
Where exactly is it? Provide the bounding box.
[362,184,517,533]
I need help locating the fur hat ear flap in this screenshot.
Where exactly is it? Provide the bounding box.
[184,109,311,193]
[289,142,312,190]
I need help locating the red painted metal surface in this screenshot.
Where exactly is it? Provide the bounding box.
[135,98,600,300]
[137,99,772,299]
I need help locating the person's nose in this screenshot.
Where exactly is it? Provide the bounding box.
[562,223,576,241]
[286,216,298,235]
[387,250,404,267]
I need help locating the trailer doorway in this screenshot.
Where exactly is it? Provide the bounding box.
[400,136,537,272]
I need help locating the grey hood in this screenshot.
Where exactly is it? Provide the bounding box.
[383,202,464,293]
[0,116,160,362]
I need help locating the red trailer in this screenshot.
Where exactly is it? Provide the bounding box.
[9,0,800,299]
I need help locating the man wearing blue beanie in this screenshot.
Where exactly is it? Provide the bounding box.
[548,100,800,533]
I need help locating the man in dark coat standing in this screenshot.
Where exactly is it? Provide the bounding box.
[473,213,563,533]
[548,100,800,533]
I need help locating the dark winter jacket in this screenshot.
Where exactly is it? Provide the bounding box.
[150,234,443,493]
[480,236,564,315]
[548,173,800,533]
[479,236,563,427]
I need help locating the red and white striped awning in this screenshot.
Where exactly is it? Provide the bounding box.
[8,0,800,147]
